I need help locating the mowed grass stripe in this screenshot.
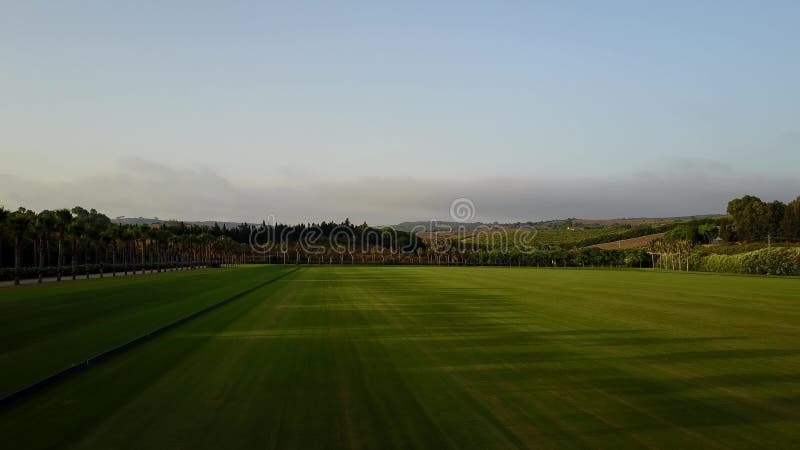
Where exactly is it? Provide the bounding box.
[1,267,305,449]
[399,268,799,448]
[0,266,299,408]
[2,267,800,449]
[0,265,293,397]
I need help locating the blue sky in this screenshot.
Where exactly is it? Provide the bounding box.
[2,1,799,223]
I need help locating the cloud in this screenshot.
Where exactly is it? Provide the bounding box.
[1,157,798,224]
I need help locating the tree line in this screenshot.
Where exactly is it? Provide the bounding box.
[0,206,254,285]
[726,195,800,243]
[642,194,800,273]
[0,206,432,284]
[2,194,797,283]
[0,204,655,284]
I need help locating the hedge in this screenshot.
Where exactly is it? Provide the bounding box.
[0,262,199,282]
[699,247,800,276]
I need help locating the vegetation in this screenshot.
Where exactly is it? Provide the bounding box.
[573,223,681,247]
[0,206,256,284]
[640,195,800,275]
[699,247,800,276]
[726,195,800,242]
[2,266,800,448]
[590,232,664,250]
[458,226,632,247]
[452,223,685,249]
[0,206,430,282]
[1,192,798,280]
[447,194,799,255]
[696,241,800,256]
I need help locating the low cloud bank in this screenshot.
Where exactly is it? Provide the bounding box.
[2,158,798,224]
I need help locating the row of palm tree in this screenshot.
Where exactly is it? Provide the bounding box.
[647,239,695,271]
[0,206,250,285]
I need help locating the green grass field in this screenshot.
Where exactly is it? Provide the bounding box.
[0,265,294,397]
[2,266,799,449]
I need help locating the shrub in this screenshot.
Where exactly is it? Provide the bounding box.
[0,262,197,282]
[699,247,800,275]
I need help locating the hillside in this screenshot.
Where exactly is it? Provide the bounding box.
[590,233,665,250]
[409,215,720,249]
[394,215,719,233]
[112,217,251,229]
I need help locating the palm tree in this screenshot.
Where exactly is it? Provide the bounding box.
[67,218,86,280]
[166,232,180,270]
[97,227,114,278]
[53,209,73,281]
[215,236,233,266]
[0,206,8,268]
[198,233,213,266]
[0,206,11,267]
[104,225,123,276]
[34,210,56,283]
[123,227,136,274]
[9,209,34,285]
[82,223,96,279]
[184,234,197,268]
[136,226,151,272]
[676,239,694,271]
[155,229,171,272]
[131,225,146,271]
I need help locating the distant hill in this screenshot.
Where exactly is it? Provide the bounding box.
[590,233,666,250]
[566,215,722,229]
[111,217,251,229]
[112,214,722,235]
[390,215,721,233]
[112,217,162,225]
[391,221,490,233]
[393,214,725,250]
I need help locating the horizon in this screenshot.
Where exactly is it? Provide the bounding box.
[3,2,799,222]
[105,212,725,228]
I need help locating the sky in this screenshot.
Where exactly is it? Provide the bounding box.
[1,1,799,224]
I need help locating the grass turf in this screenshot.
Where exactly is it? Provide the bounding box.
[0,265,293,397]
[2,266,800,449]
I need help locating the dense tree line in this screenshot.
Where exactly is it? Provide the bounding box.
[251,240,650,269]
[0,206,430,284]
[3,193,797,283]
[0,206,253,285]
[640,194,800,275]
[251,219,421,254]
[0,204,654,284]
[727,195,800,242]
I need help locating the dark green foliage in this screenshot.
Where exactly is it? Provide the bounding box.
[766,201,786,240]
[782,197,800,241]
[663,224,701,243]
[727,195,769,241]
[725,196,799,243]
[699,247,800,275]
[3,192,799,276]
[717,216,736,242]
[698,223,718,243]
